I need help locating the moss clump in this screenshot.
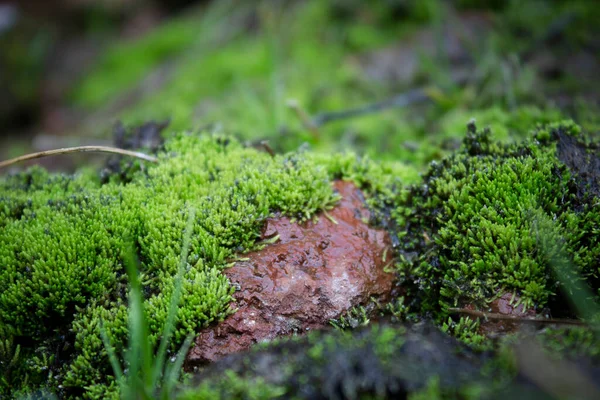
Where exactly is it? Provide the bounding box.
[393,120,600,317]
[4,120,600,398]
[178,370,286,400]
[441,317,489,351]
[0,132,341,398]
[536,323,600,360]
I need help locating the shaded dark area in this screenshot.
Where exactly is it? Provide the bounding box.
[190,322,489,399]
[188,321,600,399]
[100,119,167,182]
[554,126,600,202]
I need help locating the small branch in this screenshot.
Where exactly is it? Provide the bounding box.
[287,88,430,138]
[258,140,276,157]
[312,88,430,127]
[448,307,586,326]
[0,146,158,170]
[286,99,320,140]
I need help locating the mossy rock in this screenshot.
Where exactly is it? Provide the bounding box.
[177,120,600,399]
[2,120,600,398]
[1,131,380,398]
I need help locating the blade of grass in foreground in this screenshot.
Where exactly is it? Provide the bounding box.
[533,211,599,325]
[122,244,152,398]
[100,205,197,399]
[150,207,196,395]
[162,333,195,399]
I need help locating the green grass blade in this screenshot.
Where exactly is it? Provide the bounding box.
[161,333,195,399]
[150,206,196,393]
[533,212,600,323]
[123,246,152,396]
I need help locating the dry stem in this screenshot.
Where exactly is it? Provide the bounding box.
[0,146,158,170]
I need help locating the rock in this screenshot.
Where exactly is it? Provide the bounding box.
[186,180,395,366]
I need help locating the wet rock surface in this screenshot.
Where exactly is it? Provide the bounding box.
[186,180,395,366]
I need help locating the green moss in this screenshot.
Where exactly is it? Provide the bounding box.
[436,105,563,144]
[441,317,490,351]
[536,324,600,360]
[71,3,235,109]
[329,305,371,330]
[66,1,447,167]
[0,132,348,397]
[67,0,600,178]
[394,121,600,317]
[5,121,598,397]
[178,370,287,400]
[68,0,600,182]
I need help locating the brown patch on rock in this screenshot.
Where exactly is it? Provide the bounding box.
[186,181,395,367]
[466,292,537,336]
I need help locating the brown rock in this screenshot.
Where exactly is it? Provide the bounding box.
[186,181,395,367]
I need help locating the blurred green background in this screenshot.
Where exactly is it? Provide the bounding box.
[1,0,599,170]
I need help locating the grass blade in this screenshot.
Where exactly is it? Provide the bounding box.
[150,206,196,393]
[162,334,195,399]
[122,246,152,396]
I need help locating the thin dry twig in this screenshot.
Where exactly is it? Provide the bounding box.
[448,307,586,326]
[0,146,158,170]
[258,140,276,157]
